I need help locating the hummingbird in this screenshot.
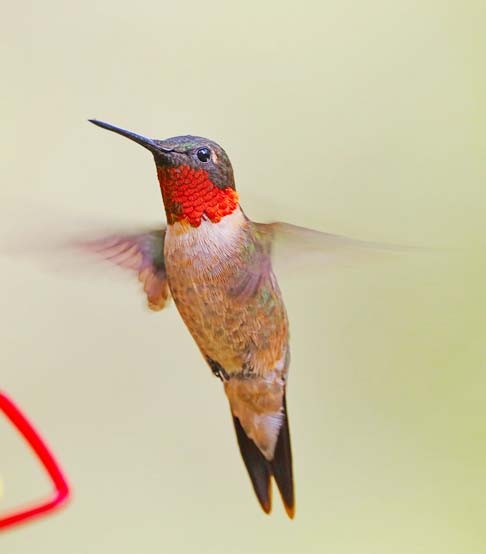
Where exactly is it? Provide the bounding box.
[85,119,404,518]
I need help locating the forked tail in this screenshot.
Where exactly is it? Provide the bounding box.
[232,393,294,518]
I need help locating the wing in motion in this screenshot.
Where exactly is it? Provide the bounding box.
[253,221,423,270]
[76,221,419,309]
[77,228,170,311]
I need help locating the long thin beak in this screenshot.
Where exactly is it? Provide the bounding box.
[88,119,172,154]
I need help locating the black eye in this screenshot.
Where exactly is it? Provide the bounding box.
[196,147,211,163]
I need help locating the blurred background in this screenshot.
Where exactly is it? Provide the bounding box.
[1,1,485,552]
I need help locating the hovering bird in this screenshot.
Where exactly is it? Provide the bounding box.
[85,119,402,518]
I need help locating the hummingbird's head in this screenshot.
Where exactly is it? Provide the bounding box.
[89,119,238,227]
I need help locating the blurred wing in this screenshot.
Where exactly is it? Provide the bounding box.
[254,222,423,271]
[77,228,170,311]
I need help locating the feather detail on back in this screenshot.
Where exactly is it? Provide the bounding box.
[164,208,289,377]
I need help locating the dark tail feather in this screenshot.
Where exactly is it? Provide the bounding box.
[270,395,295,518]
[232,415,272,513]
[232,395,295,518]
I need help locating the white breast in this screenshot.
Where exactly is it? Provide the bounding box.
[165,208,247,277]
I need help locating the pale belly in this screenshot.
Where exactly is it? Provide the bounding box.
[164,213,289,377]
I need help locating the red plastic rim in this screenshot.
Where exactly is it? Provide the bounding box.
[0,392,70,531]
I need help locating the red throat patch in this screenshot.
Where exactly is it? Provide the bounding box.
[157,165,239,227]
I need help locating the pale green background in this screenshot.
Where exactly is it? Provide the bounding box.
[1,1,485,553]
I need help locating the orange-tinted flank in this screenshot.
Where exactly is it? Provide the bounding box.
[157,165,239,227]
